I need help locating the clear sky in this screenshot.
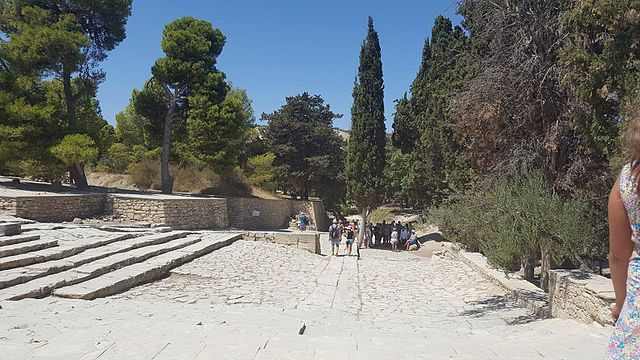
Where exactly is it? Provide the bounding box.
[97,0,461,131]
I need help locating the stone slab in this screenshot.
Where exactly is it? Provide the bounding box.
[0,222,21,236]
[0,233,40,247]
[457,250,550,317]
[0,239,58,258]
[0,236,202,300]
[53,233,241,299]
[0,232,188,289]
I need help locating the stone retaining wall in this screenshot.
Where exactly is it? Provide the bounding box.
[227,198,326,230]
[0,197,16,215]
[1,195,106,222]
[0,193,326,232]
[242,231,321,255]
[106,196,228,230]
[548,270,615,325]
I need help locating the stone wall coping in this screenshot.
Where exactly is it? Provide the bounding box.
[108,193,224,200]
[549,269,615,301]
[457,250,550,317]
[0,193,105,199]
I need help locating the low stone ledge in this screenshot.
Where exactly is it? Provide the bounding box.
[549,269,614,326]
[457,250,550,318]
[241,231,320,255]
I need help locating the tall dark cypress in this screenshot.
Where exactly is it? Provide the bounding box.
[346,17,386,256]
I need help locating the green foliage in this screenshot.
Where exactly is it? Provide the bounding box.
[187,77,253,173]
[243,152,277,192]
[152,17,225,87]
[390,16,474,207]
[346,17,387,212]
[99,142,130,173]
[50,133,98,166]
[432,174,597,272]
[560,0,640,156]
[0,0,131,186]
[383,139,411,204]
[263,92,345,201]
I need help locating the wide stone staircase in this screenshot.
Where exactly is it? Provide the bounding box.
[0,219,241,301]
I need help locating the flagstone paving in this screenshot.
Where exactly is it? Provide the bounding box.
[0,236,614,359]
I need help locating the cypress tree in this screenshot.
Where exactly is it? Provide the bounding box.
[346,17,386,258]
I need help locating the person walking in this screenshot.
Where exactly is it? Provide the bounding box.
[328,219,341,256]
[390,227,399,252]
[607,120,640,358]
[365,223,373,248]
[345,221,355,256]
[298,211,308,231]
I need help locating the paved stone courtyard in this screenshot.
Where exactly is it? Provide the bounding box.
[0,234,614,359]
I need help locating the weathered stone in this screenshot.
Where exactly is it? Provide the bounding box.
[0,222,21,236]
[409,244,419,251]
[549,269,615,325]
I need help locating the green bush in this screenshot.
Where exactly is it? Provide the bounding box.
[430,173,595,288]
[243,152,276,192]
[99,143,130,173]
[50,134,99,166]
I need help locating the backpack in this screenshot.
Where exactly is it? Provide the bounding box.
[329,225,339,239]
[303,215,309,225]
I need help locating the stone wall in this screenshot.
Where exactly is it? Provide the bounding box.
[106,195,228,230]
[0,192,327,232]
[0,197,16,215]
[0,194,105,222]
[227,198,326,230]
[242,231,321,255]
[548,270,615,325]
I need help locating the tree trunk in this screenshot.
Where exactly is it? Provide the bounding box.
[356,208,367,260]
[161,115,174,194]
[522,257,535,281]
[62,68,89,190]
[160,90,176,194]
[540,245,556,292]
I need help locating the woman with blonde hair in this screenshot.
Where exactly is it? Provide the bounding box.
[607,119,640,358]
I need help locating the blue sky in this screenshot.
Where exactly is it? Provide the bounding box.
[98,0,461,131]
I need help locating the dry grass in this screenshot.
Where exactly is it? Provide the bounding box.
[87,172,136,190]
[91,161,277,199]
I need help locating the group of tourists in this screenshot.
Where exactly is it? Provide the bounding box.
[327,219,419,256]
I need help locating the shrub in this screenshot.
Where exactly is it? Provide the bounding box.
[243,153,276,192]
[99,143,130,173]
[50,134,99,166]
[129,159,160,190]
[430,173,595,290]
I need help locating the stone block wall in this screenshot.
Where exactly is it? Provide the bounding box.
[549,269,615,325]
[0,192,327,232]
[0,194,106,222]
[242,231,321,255]
[106,196,228,230]
[0,197,16,215]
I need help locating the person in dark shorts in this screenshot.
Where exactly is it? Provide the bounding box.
[345,221,355,256]
[328,219,341,256]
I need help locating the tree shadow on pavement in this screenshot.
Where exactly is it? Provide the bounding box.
[459,295,541,325]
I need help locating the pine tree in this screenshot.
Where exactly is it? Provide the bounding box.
[346,17,386,257]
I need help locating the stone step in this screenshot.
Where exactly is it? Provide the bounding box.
[0,239,58,258]
[0,234,40,247]
[0,222,21,236]
[0,231,189,289]
[53,233,240,300]
[0,235,202,300]
[0,233,137,272]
